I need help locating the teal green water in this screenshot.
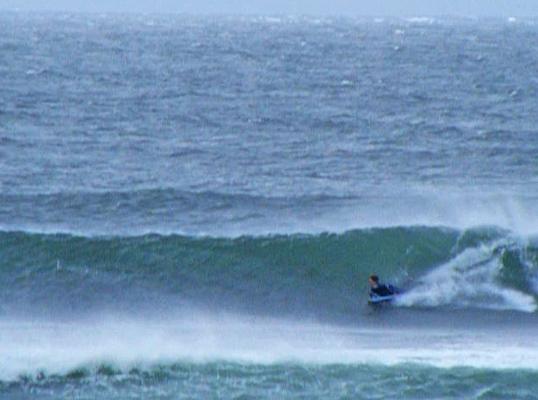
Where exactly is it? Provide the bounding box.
[4,363,538,400]
[1,226,535,319]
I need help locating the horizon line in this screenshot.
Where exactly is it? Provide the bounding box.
[1,9,536,19]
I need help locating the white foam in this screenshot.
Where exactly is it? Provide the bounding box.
[405,17,435,24]
[1,313,538,381]
[397,240,537,313]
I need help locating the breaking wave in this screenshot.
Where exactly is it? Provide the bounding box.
[0,226,536,319]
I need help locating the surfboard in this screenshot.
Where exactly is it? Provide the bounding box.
[368,294,397,305]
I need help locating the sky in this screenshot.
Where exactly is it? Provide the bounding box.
[1,0,538,16]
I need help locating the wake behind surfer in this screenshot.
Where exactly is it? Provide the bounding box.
[368,274,398,299]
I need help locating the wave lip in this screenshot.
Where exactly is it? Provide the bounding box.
[1,189,537,237]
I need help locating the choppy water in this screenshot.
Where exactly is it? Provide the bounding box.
[1,12,538,399]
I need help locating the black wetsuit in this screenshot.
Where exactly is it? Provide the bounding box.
[370,283,395,297]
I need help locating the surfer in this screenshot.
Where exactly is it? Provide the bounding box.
[368,274,398,298]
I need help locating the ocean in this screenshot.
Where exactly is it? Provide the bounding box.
[1,12,538,399]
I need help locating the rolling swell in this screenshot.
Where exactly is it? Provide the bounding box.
[0,226,536,320]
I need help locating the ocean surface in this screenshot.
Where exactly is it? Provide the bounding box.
[1,12,538,399]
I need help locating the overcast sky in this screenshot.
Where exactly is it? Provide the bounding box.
[2,0,538,16]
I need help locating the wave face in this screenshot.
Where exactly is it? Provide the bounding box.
[1,226,536,319]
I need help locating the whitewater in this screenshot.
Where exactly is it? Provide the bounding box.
[1,12,538,399]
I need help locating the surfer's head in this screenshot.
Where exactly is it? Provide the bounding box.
[368,274,379,288]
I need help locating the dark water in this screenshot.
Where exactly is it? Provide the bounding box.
[1,12,538,399]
